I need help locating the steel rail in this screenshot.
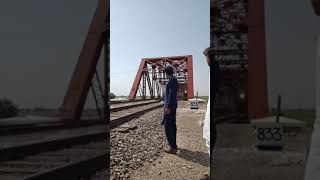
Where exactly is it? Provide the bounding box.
[0,100,161,136]
[0,102,162,180]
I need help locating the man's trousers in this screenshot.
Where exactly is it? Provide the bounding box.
[163,108,177,149]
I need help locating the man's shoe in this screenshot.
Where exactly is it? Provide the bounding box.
[164,148,177,154]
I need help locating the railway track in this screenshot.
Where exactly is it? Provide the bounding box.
[0,142,107,180]
[110,101,162,128]
[0,100,162,180]
[0,100,161,136]
[110,100,160,112]
[110,98,160,105]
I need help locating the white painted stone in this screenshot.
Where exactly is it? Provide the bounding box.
[251,116,306,128]
[188,98,206,103]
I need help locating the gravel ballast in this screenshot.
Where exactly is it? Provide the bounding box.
[110,108,167,179]
[110,101,210,180]
[130,101,210,180]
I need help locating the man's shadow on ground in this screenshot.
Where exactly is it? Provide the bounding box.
[176,148,209,167]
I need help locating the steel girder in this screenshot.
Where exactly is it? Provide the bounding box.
[59,0,109,122]
[129,55,194,101]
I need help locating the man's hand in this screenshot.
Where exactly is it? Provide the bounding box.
[203,47,214,56]
[165,107,171,115]
[203,48,209,56]
[203,47,213,66]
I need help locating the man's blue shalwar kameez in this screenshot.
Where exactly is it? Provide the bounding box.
[161,76,179,149]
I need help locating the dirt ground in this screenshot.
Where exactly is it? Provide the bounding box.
[212,124,312,180]
[128,101,312,180]
[131,102,210,180]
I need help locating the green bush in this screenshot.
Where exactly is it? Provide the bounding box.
[110,92,116,99]
[0,98,18,118]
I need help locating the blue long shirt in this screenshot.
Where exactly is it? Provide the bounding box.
[163,77,179,109]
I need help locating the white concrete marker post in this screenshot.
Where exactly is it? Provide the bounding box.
[189,91,200,109]
[254,95,284,150]
[255,122,284,149]
[305,35,320,180]
[190,101,199,109]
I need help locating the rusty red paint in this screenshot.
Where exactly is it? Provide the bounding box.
[129,55,194,101]
[59,0,109,122]
[186,56,194,100]
[128,59,147,100]
[247,0,269,119]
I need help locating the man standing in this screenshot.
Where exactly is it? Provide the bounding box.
[161,66,179,154]
[205,46,220,155]
[200,46,220,180]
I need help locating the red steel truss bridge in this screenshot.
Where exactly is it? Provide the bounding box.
[129,55,194,101]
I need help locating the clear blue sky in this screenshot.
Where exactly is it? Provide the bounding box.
[110,0,210,97]
[0,0,318,109]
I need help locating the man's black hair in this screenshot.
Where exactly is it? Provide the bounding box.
[164,66,174,76]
